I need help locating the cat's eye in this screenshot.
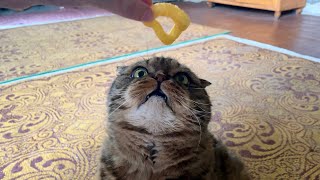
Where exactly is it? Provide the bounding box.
[174,74,189,86]
[132,67,148,78]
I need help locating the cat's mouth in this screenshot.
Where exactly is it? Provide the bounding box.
[138,88,174,111]
[144,89,167,103]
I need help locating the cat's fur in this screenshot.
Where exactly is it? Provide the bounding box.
[99,57,249,180]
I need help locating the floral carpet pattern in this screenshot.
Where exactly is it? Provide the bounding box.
[0,38,319,179]
[0,15,227,82]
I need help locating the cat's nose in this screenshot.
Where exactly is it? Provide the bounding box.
[155,73,167,83]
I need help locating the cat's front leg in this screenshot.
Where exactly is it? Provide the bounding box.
[145,141,158,164]
[99,153,117,180]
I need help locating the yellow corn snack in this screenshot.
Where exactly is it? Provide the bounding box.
[143,3,190,45]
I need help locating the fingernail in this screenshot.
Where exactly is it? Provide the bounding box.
[141,9,154,22]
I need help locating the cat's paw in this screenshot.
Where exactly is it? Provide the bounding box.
[146,142,158,164]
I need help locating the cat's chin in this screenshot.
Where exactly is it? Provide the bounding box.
[126,96,177,134]
[140,96,168,109]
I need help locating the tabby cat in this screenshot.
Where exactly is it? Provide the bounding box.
[99,57,249,180]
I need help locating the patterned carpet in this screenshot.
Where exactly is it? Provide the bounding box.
[0,37,320,179]
[0,15,228,83]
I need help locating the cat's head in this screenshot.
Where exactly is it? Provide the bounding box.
[108,57,211,134]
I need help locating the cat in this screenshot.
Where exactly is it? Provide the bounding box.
[99,57,249,180]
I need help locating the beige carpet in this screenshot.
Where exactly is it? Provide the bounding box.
[0,15,228,82]
[0,37,319,179]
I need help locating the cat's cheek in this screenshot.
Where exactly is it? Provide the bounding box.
[123,88,141,107]
[161,81,190,113]
[124,80,157,107]
[114,76,131,89]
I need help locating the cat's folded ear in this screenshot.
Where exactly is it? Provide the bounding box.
[200,79,211,88]
[116,66,128,75]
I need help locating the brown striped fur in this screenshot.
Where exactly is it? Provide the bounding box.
[99,57,249,180]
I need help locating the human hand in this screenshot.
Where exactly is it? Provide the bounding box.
[30,0,154,22]
[103,0,154,21]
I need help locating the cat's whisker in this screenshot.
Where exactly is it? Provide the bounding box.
[180,102,207,120]
[174,97,202,150]
[110,93,125,96]
[181,106,202,150]
[172,96,210,127]
[179,97,211,114]
[183,104,211,115]
[180,96,211,106]
[110,91,126,96]
[191,105,211,115]
[189,87,206,90]
[109,97,126,104]
[108,100,127,117]
[171,94,211,114]
[197,114,210,118]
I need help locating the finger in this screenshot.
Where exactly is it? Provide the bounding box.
[119,0,154,21]
[141,0,152,6]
